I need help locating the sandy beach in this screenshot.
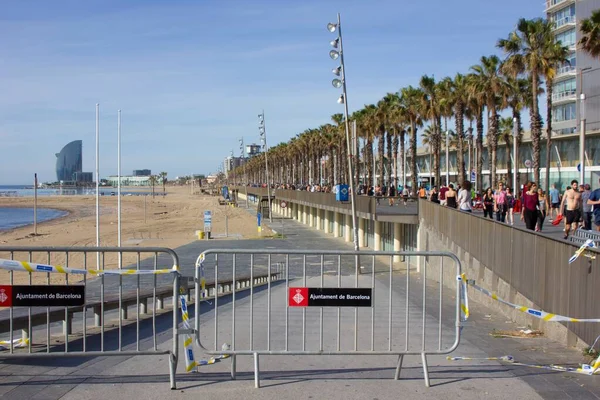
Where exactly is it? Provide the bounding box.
[0,186,271,285]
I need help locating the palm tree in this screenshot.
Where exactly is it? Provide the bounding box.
[497,18,548,185]
[543,31,569,193]
[498,116,514,187]
[445,74,467,185]
[149,175,158,197]
[420,75,441,186]
[470,55,507,188]
[159,172,168,193]
[466,75,486,193]
[579,9,600,59]
[400,86,423,192]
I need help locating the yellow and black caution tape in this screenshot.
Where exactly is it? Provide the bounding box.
[179,288,198,372]
[457,274,469,321]
[0,259,178,276]
[464,276,600,323]
[0,338,29,350]
[448,354,600,376]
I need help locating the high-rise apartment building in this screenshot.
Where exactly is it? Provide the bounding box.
[547,0,600,134]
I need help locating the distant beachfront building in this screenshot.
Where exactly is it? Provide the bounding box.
[133,169,151,176]
[56,140,83,182]
[105,175,163,186]
[246,144,262,157]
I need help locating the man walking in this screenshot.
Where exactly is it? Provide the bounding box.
[549,184,561,221]
[587,179,600,232]
[559,180,582,239]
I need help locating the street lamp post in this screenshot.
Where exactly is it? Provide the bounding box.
[240,138,248,208]
[328,13,359,254]
[512,117,518,194]
[259,111,272,223]
[580,93,586,185]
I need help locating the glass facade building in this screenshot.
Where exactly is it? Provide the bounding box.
[55,140,83,182]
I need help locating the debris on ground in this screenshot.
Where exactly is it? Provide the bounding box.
[490,329,544,339]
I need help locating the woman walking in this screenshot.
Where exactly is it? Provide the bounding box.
[506,187,515,226]
[446,184,457,209]
[536,188,549,232]
[520,182,539,231]
[483,188,494,219]
[458,181,472,213]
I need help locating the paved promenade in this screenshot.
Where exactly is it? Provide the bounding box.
[1,204,600,399]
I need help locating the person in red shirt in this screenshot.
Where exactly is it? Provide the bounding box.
[439,185,448,206]
[520,181,539,231]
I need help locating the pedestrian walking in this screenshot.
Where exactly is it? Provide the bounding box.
[483,188,494,219]
[536,188,549,232]
[558,180,582,240]
[549,184,561,221]
[587,178,600,231]
[520,182,539,231]
[506,187,515,226]
[583,184,592,230]
[458,181,472,213]
[446,184,457,209]
[493,182,507,223]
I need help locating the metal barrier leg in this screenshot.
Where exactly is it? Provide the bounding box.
[63,312,73,336]
[254,352,261,389]
[421,353,430,387]
[394,355,403,380]
[231,355,237,380]
[94,306,102,327]
[169,352,177,390]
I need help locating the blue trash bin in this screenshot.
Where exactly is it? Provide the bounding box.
[336,184,349,201]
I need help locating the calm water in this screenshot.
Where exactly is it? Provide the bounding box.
[0,185,154,197]
[0,207,68,231]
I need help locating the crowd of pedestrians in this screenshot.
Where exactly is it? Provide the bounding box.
[249,178,600,235]
[423,178,600,236]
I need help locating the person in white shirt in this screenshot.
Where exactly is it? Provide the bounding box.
[458,181,472,213]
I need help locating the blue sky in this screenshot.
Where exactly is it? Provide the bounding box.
[0,0,542,184]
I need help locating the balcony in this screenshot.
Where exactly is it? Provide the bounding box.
[555,64,577,79]
[552,89,577,104]
[545,0,575,13]
[553,15,576,32]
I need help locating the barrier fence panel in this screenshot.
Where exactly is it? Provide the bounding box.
[194,249,463,388]
[0,246,180,389]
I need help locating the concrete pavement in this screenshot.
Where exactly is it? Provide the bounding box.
[1,203,600,399]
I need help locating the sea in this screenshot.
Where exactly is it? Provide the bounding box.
[0,207,68,231]
[0,184,154,231]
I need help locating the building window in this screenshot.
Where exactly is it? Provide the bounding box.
[553,103,576,122]
[553,78,576,96]
[555,28,576,47]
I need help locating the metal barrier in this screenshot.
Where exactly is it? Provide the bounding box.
[0,246,180,389]
[194,249,462,388]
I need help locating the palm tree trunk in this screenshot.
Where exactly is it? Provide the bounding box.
[378,125,385,186]
[366,140,373,188]
[490,111,499,188]
[476,109,484,194]
[544,79,553,194]
[455,102,465,186]
[434,119,441,186]
[392,132,399,189]
[410,122,418,193]
[400,131,406,188]
[531,71,542,185]
[386,130,393,188]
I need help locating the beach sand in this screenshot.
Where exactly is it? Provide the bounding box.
[0,186,271,285]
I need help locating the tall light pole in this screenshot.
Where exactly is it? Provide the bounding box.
[403,137,407,189]
[578,66,591,186]
[328,13,359,253]
[95,104,100,270]
[445,130,450,186]
[240,138,248,208]
[117,110,122,269]
[512,117,518,194]
[580,93,586,185]
[259,111,272,222]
